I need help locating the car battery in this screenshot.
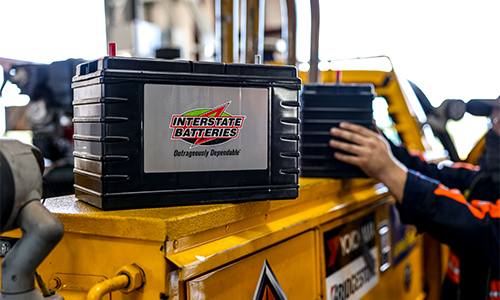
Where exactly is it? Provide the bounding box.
[300,84,375,178]
[71,57,301,210]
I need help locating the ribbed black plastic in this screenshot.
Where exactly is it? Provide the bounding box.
[0,152,15,230]
[72,57,301,210]
[300,84,375,178]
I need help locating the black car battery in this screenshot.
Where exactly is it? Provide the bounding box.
[300,84,375,178]
[71,56,301,210]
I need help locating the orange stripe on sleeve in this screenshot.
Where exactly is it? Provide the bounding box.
[470,200,500,219]
[434,184,500,220]
[434,184,467,204]
[446,250,460,284]
[409,150,425,162]
[450,162,481,171]
[490,280,500,300]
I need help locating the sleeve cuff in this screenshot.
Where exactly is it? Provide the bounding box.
[397,169,440,224]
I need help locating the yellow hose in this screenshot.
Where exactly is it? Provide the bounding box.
[35,272,52,297]
[86,274,129,300]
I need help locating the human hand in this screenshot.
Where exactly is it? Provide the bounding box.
[329,122,408,201]
[329,122,396,179]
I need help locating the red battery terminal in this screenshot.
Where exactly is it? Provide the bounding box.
[336,70,342,85]
[109,43,116,57]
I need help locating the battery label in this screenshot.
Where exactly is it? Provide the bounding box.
[144,84,269,173]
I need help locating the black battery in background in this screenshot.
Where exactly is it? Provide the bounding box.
[72,57,301,210]
[300,84,375,178]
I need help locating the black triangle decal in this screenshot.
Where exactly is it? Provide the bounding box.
[253,259,288,300]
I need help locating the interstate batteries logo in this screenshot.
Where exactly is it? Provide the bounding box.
[169,102,246,148]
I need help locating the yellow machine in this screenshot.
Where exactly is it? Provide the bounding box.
[1,63,434,300]
[2,180,424,300]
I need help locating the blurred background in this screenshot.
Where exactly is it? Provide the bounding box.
[0,0,498,161]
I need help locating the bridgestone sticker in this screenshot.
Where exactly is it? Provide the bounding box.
[324,213,379,300]
[143,84,268,173]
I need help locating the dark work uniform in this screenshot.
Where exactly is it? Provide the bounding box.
[389,142,500,300]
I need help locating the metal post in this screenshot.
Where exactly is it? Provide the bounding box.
[240,0,247,63]
[282,0,297,66]
[215,0,237,62]
[245,0,265,63]
[232,0,240,62]
[309,0,320,83]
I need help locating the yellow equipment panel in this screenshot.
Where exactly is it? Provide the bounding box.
[186,230,320,299]
[0,176,426,300]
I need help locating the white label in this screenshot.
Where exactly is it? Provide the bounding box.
[143,84,269,173]
[326,247,379,300]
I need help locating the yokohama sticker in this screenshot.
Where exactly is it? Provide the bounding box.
[169,102,246,148]
[324,213,379,300]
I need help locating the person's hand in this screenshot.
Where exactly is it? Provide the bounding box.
[329,122,398,180]
[329,122,408,201]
